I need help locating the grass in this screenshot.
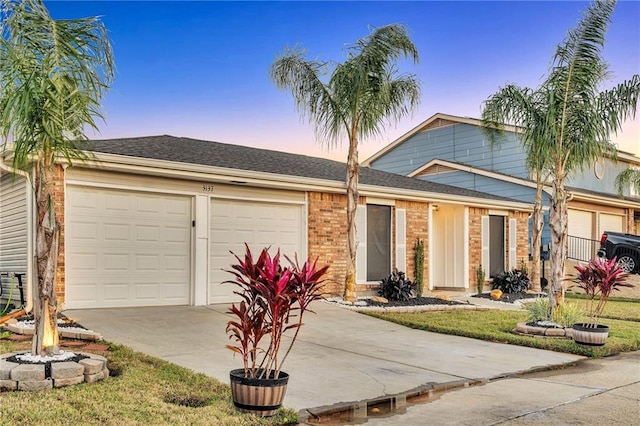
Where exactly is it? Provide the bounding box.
[0,340,297,425]
[366,298,640,358]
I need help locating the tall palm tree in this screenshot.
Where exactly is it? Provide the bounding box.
[0,0,114,355]
[482,86,554,292]
[482,0,639,313]
[270,24,421,301]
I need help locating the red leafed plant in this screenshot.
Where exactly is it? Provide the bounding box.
[573,257,634,327]
[224,245,329,379]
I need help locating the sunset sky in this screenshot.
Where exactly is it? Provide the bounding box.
[46,1,640,162]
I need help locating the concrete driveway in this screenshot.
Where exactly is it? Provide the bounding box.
[64,303,582,413]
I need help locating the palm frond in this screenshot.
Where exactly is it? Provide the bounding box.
[615,168,640,197]
[0,0,114,170]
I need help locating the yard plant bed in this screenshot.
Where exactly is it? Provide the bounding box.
[0,338,297,425]
[366,300,640,358]
[472,292,542,304]
[366,296,468,308]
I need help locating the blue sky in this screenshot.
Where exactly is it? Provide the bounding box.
[46,1,640,161]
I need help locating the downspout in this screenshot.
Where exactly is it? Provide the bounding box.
[0,156,34,314]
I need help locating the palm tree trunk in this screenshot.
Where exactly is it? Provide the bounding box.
[343,135,359,302]
[530,183,544,292]
[548,172,567,313]
[31,160,60,356]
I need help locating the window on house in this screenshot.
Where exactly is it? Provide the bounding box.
[366,205,391,281]
[489,215,505,277]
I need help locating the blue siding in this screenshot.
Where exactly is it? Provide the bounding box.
[370,124,530,178]
[419,171,543,204]
[567,158,630,196]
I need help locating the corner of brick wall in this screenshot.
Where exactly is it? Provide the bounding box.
[54,164,65,307]
[468,207,488,287]
[396,200,429,285]
[307,192,348,296]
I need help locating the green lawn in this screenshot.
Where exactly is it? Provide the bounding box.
[366,298,640,358]
[0,341,297,426]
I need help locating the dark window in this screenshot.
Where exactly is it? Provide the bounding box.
[367,205,391,281]
[489,215,505,277]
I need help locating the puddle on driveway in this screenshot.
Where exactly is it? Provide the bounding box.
[302,380,484,425]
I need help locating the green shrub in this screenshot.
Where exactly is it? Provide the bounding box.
[379,270,415,301]
[552,301,585,328]
[414,238,425,297]
[524,297,550,322]
[492,269,530,293]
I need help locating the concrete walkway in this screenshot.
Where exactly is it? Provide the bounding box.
[65,302,582,415]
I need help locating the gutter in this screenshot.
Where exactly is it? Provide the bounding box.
[0,156,34,314]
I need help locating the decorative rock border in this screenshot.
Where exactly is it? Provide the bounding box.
[4,319,102,341]
[0,351,109,391]
[324,299,491,313]
[514,322,574,338]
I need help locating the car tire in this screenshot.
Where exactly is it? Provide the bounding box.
[616,254,638,273]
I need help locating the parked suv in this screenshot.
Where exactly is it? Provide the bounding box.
[597,231,640,273]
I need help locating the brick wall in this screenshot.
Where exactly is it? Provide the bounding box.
[509,211,530,270]
[397,200,429,286]
[468,207,488,286]
[53,165,66,306]
[307,192,349,295]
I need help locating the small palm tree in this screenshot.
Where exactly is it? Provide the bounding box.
[270,24,421,301]
[615,168,640,196]
[482,0,639,313]
[0,0,114,355]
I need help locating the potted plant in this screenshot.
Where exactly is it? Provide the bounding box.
[572,257,634,346]
[224,245,329,416]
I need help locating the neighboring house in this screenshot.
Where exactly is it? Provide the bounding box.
[0,135,531,309]
[364,113,640,272]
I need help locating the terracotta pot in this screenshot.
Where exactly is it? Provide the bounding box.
[572,323,609,346]
[229,369,289,417]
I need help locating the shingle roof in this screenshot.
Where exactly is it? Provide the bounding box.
[85,135,524,203]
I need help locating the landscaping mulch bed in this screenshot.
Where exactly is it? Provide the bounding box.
[364,296,469,308]
[471,292,543,304]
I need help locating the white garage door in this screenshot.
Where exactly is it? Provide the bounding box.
[568,209,593,239]
[66,186,191,309]
[598,213,623,235]
[209,199,303,304]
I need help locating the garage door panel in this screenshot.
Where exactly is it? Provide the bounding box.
[66,186,191,309]
[599,214,623,235]
[568,209,593,239]
[209,199,303,304]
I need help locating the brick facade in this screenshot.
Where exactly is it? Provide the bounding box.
[307,193,431,296]
[307,192,349,295]
[396,200,429,285]
[468,207,487,287]
[53,165,66,306]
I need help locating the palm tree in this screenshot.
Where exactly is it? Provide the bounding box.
[482,86,554,293]
[0,0,114,355]
[615,168,640,196]
[482,0,639,313]
[270,24,421,301]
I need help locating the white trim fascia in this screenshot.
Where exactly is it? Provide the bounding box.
[569,191,640,209]
[70,153,347,193]
[409,158,543,190]
[70,153,533,212]
[362,112,524,166]
[357,184,533,211]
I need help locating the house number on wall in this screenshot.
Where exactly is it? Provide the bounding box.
[202,184,214,192]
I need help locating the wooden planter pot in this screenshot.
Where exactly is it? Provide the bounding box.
[572,323,609,346]
[229,369,289,417]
